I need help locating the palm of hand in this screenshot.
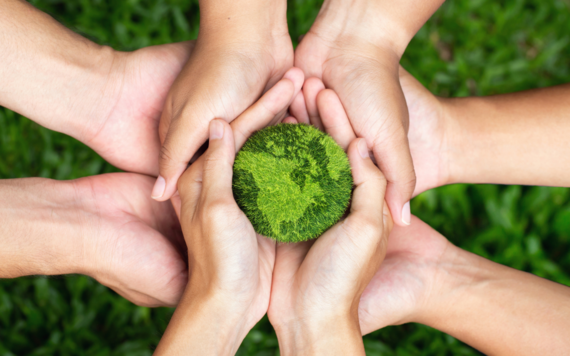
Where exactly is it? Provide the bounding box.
[189,202,276,323]
[399,67,450,196]
[296,32,409,139]
[358,216,450,334]
[74,173,187,307]
[85,42,194,176]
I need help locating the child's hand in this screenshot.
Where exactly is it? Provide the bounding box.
[267,137,393,355]
[155,69,303,355]
[152,4,294,202]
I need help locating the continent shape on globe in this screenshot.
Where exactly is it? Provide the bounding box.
[233,124,353,242]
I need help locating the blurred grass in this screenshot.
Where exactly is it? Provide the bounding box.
[1,0,570,355]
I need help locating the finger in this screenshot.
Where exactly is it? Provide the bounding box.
[282,116,298,124]
[232,68,304,150]
[317,89,357,151]
[200,120,236,205]
[273,241,314,282]
[269,68,306,126]
[371,127,415,227]
[154,109,210,202]
[290,92,310,124]
[303,77,326,131]
[345,138,390,243]
[177,160,205,220]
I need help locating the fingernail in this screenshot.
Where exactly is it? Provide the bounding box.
[151,176,166,199]
[402,201,411,226]
[358,139,369,159]
[209,120,224,140]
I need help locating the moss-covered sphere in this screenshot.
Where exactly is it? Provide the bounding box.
[233,124,353,243]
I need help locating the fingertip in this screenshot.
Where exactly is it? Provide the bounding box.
[283,116,298,124]
[290,92,310,124]
[151,176,166,200]
[283,67,305,96]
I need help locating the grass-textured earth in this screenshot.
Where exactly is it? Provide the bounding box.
[1,0,569,355]
[233,124,353,242]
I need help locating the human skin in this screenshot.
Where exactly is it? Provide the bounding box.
[155,69,304,355]
[152,0,293,201]
[291,0,445,226]
[157,120,392,355]
[299,67,570,196]
[0,0,195,176]
[291,72,570,354]
[266,136,393,356]
[358,216,570,355]
[0,173,187,307]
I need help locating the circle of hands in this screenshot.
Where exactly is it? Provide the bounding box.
[68,27,451,332]
[12,2,458,347]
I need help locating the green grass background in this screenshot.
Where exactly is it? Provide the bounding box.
[1,0,570,354]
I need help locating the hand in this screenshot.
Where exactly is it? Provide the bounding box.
[358,216,450,334]
[73,173,188,307]
[267,137,393,355]
[295,67,451,198]
[83,42,195,176]
[153,1,294,201]
[0,0,196,176]
[0,173,187,307]
[292,7,414,226]
[154,68,303,355]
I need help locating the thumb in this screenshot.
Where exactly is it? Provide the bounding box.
[200,119,236,206]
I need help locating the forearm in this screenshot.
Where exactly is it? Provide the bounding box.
[445,84,570,187]
[0,178,86,278]
[418,245,570,355]
[0,0,116,142]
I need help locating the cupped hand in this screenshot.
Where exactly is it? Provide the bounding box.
[358,216,451,334]
[153,10,294,201]
[72,173,188,307]
[293,24,415,226]
[82,41,195,176]
[293,67,451,198]
[267,136,393,353]
[171,68,304,332]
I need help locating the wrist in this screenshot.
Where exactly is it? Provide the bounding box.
[412,243,492,327]
[156,285,254,355]
[315,0,444,57]
[198,0,288,42]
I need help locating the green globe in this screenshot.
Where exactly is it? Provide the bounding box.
[233,124,353,243]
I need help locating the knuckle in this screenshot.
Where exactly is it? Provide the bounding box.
[159,144,180,169]
[201,199,234,224]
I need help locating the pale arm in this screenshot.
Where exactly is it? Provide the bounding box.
[0,178,86,278]
[445,84,570,187]
[418,241,570,355]
[0,0,116,142]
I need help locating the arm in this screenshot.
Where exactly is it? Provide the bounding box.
[0,0,115,142]
[0,0,194,175]
[422,242,570,355]
[155,69,303,353]
[0,173,187,307]
[0,178,86,278]
[293,0,444,226]
[445,85,570,187]
[357,216,570,355]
